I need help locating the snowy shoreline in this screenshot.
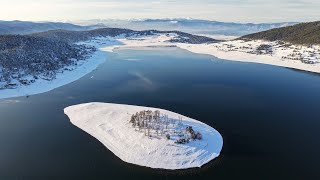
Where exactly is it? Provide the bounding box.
[105,35,320,73]
[0,37,119,100]
[177,41,320,74]
[1,34,320,100]
[0,51,108,100]
[64,102,223,170]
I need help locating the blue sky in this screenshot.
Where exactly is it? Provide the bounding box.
[1,0,319,23]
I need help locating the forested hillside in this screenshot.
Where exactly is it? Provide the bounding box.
[241,21,320,44]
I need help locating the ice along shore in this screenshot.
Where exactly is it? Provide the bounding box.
[64,102,223,170]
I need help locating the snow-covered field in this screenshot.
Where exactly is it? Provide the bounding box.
[64,102,223,170]
[178,40,320,73]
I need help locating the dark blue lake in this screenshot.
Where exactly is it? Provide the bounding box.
[0,47,319,179]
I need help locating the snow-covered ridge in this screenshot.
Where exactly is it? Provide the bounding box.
[64,102,223,170]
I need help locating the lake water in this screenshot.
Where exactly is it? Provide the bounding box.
[0,47,319,180]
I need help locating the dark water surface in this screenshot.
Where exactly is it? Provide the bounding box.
[0,47,319,179]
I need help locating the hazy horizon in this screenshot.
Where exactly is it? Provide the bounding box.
[0,18,303,24]
[1,0,319,23]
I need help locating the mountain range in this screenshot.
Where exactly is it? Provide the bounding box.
[0,19,296,36]
[73,19,297,36]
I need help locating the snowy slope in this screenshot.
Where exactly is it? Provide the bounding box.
[0,37,120,100]
[64,102,223,170]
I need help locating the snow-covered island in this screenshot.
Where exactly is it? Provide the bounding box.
[64,103,223,170]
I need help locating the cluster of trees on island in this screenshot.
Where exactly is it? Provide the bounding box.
[129,110,202,144]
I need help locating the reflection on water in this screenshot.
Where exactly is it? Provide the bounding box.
[0,47,319,180]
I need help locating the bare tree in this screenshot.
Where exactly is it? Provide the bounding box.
[129,110,203,144]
